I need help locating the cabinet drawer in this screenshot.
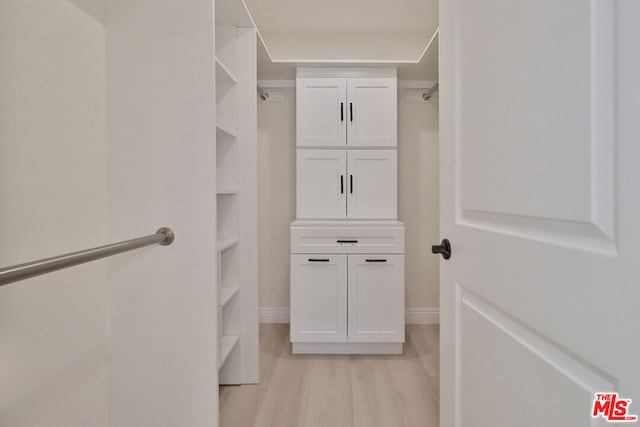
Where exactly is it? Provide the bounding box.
[291,225,404,254]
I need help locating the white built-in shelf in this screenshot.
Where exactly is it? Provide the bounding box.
[216,56,238,85]
[215,0,254,27]
[215,7,258,390]
[218,335,240,368]
[217,189,238,195]
[216,123,237,140]
[219,287,240,308]
[217,238,239,252]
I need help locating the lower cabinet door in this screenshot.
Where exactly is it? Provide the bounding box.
[291,254,348,342]
[347,254,404,342]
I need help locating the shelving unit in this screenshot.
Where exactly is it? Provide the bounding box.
[218,335,240,368]
[216,57,238,85]
[217,238,239,252]
[214,0,258,394]
[220,287,240,307]
[216,123,237,140]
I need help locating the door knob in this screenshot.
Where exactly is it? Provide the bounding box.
[431,239,451,260]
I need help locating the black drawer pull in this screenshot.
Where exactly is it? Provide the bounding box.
[366,259,387,263]
[337,239,358,244]
[308,258,330,262]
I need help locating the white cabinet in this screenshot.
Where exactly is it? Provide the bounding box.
[296,77,396,148]
[290,245,405,353]
[290,254,347,343]
[292,69,403,355]
[297,149,347,218]
[347,150,397,219]
[347,255,404,342]
[295,73,398,220]
[296,78,347,147]
[347,78,397,147]
[297,149,396,219]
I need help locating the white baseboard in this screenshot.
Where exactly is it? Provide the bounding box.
[258,307,440,325]
[258,307,290,324]
[405,308,440,325]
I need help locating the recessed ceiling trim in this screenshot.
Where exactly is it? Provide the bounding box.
[260,28,438,65]
[296,67,397,78]
[250,2,439,80]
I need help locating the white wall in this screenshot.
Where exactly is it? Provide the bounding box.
[1,2,220,426]
[0,1,109,426]
[106,1,219,426]
[257,89,297,320]
[398,90,440,316]
[257,87,439,322]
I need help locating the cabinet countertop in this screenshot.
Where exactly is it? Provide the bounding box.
[291,219,404,227]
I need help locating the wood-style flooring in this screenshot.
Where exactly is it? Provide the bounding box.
[219,324,439,427]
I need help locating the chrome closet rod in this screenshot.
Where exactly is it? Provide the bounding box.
[0,227,175,287]
[422,82,439,101]
[257,86,269,100]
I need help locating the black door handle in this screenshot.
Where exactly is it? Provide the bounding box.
[349,102,353,122]
[340,102,344,122]
[431,239,451,260]
[340,175,344,194]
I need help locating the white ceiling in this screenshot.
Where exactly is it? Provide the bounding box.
[245,0,439,78]
[256,31,439,81]
[244,0,437,34]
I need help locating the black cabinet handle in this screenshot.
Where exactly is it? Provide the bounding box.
[431,239,452,260]
[340,103,344,122]
[349,102,353,122]
[366,259,387,263]
[350,175,353,193]
[308,258,330,262]
[340,175,344,194]
[337,239,358,244]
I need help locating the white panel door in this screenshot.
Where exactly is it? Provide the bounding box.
[347,78,397,147]
[347,149,397,219]
[290,255,347,342]
[347,255,404,343]
[297,78,347,147]
[440,1,640,426]
[297,149,347,219]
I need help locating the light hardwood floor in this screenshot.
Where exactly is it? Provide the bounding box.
[220,324,439,427]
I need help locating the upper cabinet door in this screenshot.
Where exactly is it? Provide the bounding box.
[297,78,347,147]
[347,78,397,147]
[297,149,347,219]
[347,150,397,219]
